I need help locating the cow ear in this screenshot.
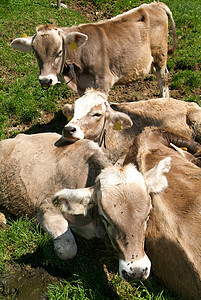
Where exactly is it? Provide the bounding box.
[144,157,171,194]
[62,104,74,121]
[11,36,33,52]
[109,110,133,131]
[52,186,95,216]
[66,32,88,49]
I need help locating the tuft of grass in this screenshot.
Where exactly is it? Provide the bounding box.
[171,70,201,90]
[0,217,44,271]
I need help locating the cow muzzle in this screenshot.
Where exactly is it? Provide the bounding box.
[62,123,84,141]
[39,74,59,89]
[119,255,151,282]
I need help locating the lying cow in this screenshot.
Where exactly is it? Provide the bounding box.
[53,127,201,300]
[0,132,170,280]
[62,89,201,162]
[0,133,108,259]
[11,2,176,97]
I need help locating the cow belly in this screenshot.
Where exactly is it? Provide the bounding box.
[114,54,153,85]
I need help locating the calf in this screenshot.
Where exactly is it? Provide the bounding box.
[11,2,176,97]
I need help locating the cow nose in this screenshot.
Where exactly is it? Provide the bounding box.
[62,126,77,138]
[122,267,149,281]
[39,78,52,88]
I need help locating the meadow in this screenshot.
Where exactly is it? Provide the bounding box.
[0,0,200,298]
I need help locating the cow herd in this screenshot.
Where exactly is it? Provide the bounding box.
[1,1,200,300]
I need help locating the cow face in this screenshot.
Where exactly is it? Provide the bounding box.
[62,89,133,142]
[11,25,88,88]
[52,157,171,281]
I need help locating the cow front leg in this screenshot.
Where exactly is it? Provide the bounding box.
[37,203,77,260]
[155,66,169,98]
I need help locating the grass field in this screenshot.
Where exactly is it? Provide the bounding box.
[0,0,200,298]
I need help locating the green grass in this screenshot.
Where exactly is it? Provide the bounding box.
[0,0,200,298]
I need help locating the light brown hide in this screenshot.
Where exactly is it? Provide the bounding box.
[111,98,201,143]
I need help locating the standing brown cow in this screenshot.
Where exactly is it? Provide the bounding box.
[11,2,176,97]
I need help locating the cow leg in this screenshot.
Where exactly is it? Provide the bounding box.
[37,201,77,260]
[155,66,169,98]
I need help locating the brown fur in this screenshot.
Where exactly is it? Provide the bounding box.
[0,133,110,217]
[111,98,201,144]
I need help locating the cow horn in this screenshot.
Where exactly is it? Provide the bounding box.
[170,143,185,157]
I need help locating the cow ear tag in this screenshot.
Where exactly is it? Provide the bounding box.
[70,41,78,50]
[22,33,27,38]
[180,147,188,151]
[67,115,73,122]
[114,121,122,131]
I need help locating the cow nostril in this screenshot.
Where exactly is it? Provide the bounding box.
[64,126,77,135]
[69,127,76,133]
[39,78,52,88]
[143,267,148,274]
[122,270,130,280]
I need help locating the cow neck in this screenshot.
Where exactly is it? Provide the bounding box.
[61,44,75,85]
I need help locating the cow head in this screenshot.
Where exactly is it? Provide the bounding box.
[53,157,171,281]
[62,89,133,143]
[11,25,88,88]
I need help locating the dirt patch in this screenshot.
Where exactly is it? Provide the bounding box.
[0,267,57,300]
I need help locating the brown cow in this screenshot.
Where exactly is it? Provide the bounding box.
[11,2,176,97]
[0,133,109,260]
[54,127,201,300]
[62,89,201,162]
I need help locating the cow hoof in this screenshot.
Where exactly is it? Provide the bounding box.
[54,231,77,260]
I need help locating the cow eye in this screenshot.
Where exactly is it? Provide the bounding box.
[57,50,62,57]
[93,113,102,117]
[145,213,150,222]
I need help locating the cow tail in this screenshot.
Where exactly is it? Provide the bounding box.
[158,2,177,54]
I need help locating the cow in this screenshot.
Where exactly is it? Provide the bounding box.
[0,132,170,281]
[62,89,201,162]
[53,127,201,300]
[0,133,109,260]
[11,2,176,97]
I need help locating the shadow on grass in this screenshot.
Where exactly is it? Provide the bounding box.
[23,109,67,136]
[15,235,122,299]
